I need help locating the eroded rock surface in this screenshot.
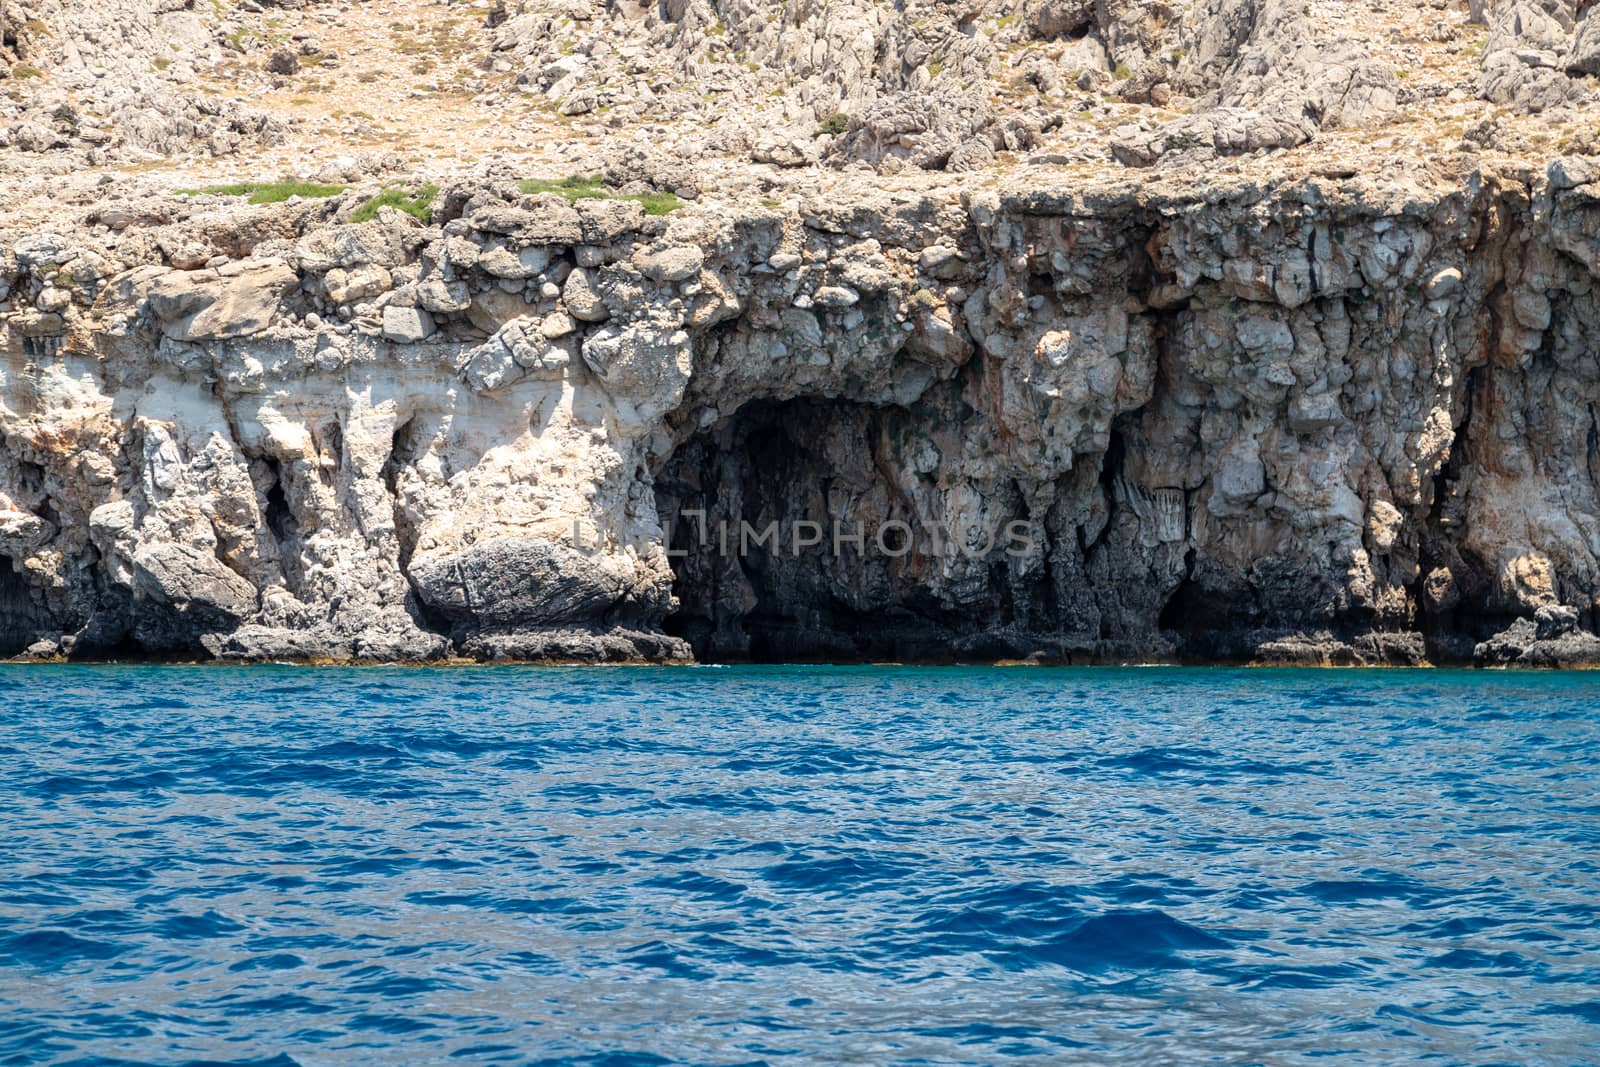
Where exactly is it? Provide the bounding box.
[4,162,1600,665]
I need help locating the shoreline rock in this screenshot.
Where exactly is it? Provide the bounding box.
[4,161,1600,666]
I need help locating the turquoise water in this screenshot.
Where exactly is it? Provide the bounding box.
[0,666,1596,1065]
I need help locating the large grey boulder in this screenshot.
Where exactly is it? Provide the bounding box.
[830,91,996,171]
[381,304,432,343]
[408,538,660,628]
[132,542,258,620]
[143,261,298,342]
[1480,0,1586,112]
[1566,5,1600,74]
[1111,108,1314,168]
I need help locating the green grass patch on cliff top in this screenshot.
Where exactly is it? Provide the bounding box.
[179,181,346,204]
[517,175,681,215]
[348,184,439,224]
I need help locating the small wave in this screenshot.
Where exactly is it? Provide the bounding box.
[759,853,921,894]
[227,953,307,973]
[524,1053,675,1067]
[641,870,750,902]
[1015,910,1233,973]
[154,911,247,941]
[1300,875,1431,904]
[1424,948,1534,972]
[1536,1001,1600,1025]
[345,1012,438,1034]
[301,741,412,761]
[721,743,897,776]
[1230,962,1369,990]
[343,973,462,997]
[0,929,125,967]
[620,941,717,981]
[1097,746,1321,779]
[670,790,782,813]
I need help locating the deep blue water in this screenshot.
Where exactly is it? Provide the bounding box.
[0,666,1596,1066]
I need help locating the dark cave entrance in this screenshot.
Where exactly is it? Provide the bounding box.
[1157,552,1200,635]
[0,556,42,657]
[262,460,296,547]
[654,396,1036,663]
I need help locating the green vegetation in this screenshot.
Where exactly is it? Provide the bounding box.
[179,181,346,204]
[706,19,727,36]
[632,191,685,216]
[152,57,171,71]
[818,111,849,136]
[1112,62,1133,80]
[348,184,439,224]
[519,174,608,197]
[760,198,782,209]
[12,63,42,80]
[516,175,682,216]
[928,56,945,77]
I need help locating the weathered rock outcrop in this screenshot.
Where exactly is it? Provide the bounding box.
[489,0,1391,174]
[11,0,1600,192]
[1,0,285,166]
[5,162,1600,665]
[1112,0,1399,167]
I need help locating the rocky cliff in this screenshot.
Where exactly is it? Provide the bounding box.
[6,158,1600,666]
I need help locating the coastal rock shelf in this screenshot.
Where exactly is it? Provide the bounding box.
[5,164,1600,665]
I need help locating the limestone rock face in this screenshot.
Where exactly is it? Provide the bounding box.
[7,164,1600,665]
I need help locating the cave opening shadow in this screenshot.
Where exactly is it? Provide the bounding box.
[655,398,1040,664]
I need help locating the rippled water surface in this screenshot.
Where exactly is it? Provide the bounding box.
[0,666,1597,1066]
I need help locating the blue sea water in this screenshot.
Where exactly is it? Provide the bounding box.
[0,666,1596,1066]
